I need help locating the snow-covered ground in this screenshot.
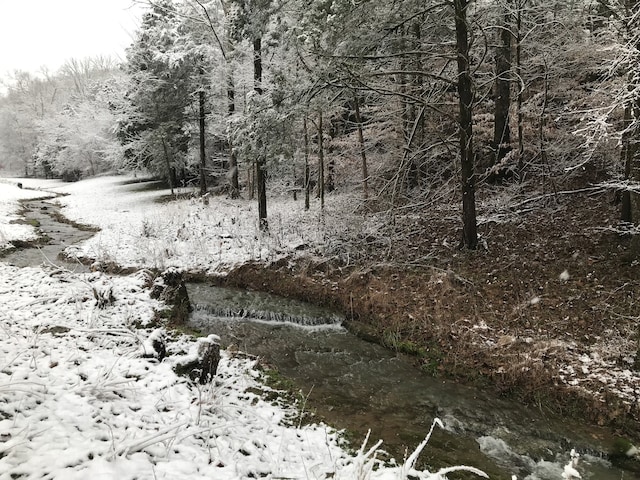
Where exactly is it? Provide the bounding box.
[0,176,488,479]
[10,175,640,410]
[14,175,363,274]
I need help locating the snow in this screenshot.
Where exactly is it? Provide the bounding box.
[0,176,488,479]
[13,175,332,274]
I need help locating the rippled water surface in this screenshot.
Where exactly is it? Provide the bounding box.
[2,199,92,271]
[189,284,633,480]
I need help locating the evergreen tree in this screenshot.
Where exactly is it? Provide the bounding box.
[119,0,195,190]
[226,0,283,229]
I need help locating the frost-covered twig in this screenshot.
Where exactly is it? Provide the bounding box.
[401,418,444,476]
[400,418,488,480]
[433,465,489,479]
[0,381,47,396]
[0,436,28,457]
[590,222,640,236]
[113,422,187,457]
[350,430,384,480]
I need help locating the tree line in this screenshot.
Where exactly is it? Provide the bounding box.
[1,0,639,247]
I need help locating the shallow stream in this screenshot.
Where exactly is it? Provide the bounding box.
[4,195,637,480]
[2,198,92,271]
[188,284,633,480]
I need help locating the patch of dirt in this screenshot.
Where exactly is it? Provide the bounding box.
[210,190,640,440]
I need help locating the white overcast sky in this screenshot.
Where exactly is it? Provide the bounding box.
[0,0,144,80]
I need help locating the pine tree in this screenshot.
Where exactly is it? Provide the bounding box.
[119,0,195,190]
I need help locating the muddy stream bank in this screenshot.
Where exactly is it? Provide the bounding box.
[3,196,637,479]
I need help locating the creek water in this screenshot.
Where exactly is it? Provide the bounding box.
[2,198,92,271]
[188,284,634,480]
[4,196,636,480]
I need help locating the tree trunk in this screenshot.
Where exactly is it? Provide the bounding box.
[454,0,478,249]
[253,37,263,95]
[198,86,207,196]
[317,111,325,210]
[411,21,425,188]
[227,71,240,197]
[353,93,369,200]
[326,158,335,193]
[254,36,267,230]
[248,166,254,200]
[515,1,525,177]
[491,2,512,181]
[621,103,633,222]
[256,155,267,228]
[161,135,175,195]
[626,0,640,225]
[303,116,311,210]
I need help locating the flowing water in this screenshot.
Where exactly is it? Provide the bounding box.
[188,284,636,480]
[4,196,637,480]
[2,198,92,271]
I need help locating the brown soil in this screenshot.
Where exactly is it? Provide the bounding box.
[203,189,640,441]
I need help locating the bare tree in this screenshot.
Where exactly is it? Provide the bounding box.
[621,0,640,223]
[490,0,513,181]
[454,0,478,249]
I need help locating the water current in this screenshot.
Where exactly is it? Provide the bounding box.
[2,198,92,271]
[188,284,632,480]
[4,195,637,480]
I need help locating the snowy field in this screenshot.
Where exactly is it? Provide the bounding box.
[10,175,364,274]
[0,177,489,479]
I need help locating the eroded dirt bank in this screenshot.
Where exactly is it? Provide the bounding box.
[199,191,640,445]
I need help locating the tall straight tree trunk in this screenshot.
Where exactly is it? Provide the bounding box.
[228,71,240,197]
[491,1,512,180]
[353,93,369,200]
[303,116,311,210]
[454,0,478,249]
[625,0,640,225]
[317,111,325,210]
[198,85,207,196]
[411,21,425,187]
[515,0,525,177]
[161,135,175,196]
[253,36,267,229]
[622,105,633,222]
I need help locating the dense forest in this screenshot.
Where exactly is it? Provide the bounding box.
[1,0,639,244]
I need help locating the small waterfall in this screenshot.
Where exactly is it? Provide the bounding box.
[186,283,633,480]
[192,302,343,327]
[187,283,344,328]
